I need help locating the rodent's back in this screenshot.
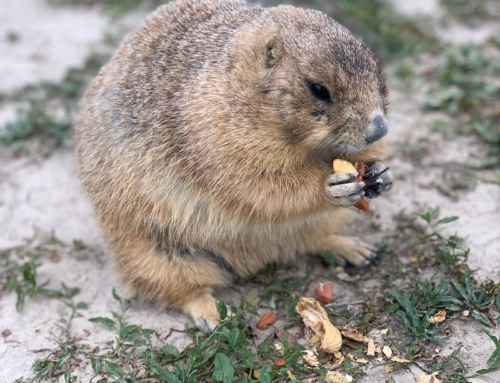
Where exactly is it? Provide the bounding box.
[77,0,265,238]
[79,0,262,149]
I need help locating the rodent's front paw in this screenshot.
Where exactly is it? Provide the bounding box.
[363,161,393,199]
[325,173,365,207]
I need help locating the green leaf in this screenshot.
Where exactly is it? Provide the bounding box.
[76,301,88,309]
[147,358,182,383]
[496,293,500,310]
[39,288,63,298]
[452,280,468,301]
[61,283,80,298]
[212,353,234,383]
[162,345,181,358]
[483,330,500,368]
[318,251,336,266]
[63,371,75,383]
[436,216,459,225]
[22,264,36,285]
[56,353,72,368]
[258,365,271,383]
[90,355,101,374]
[104,361,125,378]
[217,300,228,320]
[39,362,55,376]
[120,324,142,342]
[471,310,490,326]
[15,290,26,313]
[89,317,116,327]
[228,328,244,352]
[112,288,122,303]
[386,303,400,313]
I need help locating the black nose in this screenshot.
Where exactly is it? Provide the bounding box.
[365,114,388,144]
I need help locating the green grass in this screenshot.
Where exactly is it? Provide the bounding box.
[475,330,500,375]
[0,235,86,315]
[440,0,490,23]
[1,52,108,155]
[15,289,320,383]
[377,209,500,381]
[6,210,500,383]
[246,262,314,321]
[324,0,438,61]
[47,0,168,16]
[0,100,72,154]
[425,44,500,166]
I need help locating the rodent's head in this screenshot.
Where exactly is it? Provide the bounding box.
[232,5,388,163]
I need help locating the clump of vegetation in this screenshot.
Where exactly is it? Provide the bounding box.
[425,44,500,166]
[327,0,438,60]
[1,235,80,311]
[7,210,500,382]
[16,289,319,383]
[0,100,72,153]
[380,208,469,274]
[1,52,108,154]
[47,0,167,16]
[440,0,491,24]
[378,209,500,381]
[247,262,314,319]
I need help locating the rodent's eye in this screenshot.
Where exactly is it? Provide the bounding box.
[310,83,331,102]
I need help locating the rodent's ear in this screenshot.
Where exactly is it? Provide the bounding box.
[258,31,282,67]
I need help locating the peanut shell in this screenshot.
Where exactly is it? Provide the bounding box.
[295,297,342,353]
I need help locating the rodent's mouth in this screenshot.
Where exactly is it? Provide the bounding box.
[315,143,366,166]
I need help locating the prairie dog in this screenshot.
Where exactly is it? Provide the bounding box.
[76,0,392,332]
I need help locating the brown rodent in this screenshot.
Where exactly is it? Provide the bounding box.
[75,0,393,332]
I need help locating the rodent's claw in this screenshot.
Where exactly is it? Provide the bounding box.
[363,161,393,199]
[364,161,388,179]
[326,172,360,186]
[363,189,380,200]
[325,174,365,207]
[334,191,364,208]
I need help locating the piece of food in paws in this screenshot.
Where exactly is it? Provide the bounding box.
[332,159,358,175]
[332,159,369,212]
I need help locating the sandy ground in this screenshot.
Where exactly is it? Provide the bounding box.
[0,0,499,382]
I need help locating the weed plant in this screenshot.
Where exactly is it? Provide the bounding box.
[1,53,108,154]
[425,44,500,165]
[7,210,500,382]
[328,0,438,61]
[47,0,168,16]
[379,209,500,380]
[440,0,491,23]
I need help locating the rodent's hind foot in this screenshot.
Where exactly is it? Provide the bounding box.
[183,293,220,334]
[324,235,377,267]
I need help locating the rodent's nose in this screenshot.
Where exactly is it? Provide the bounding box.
[365,114,388,144]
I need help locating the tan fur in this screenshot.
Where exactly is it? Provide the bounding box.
[76,0,390,331]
